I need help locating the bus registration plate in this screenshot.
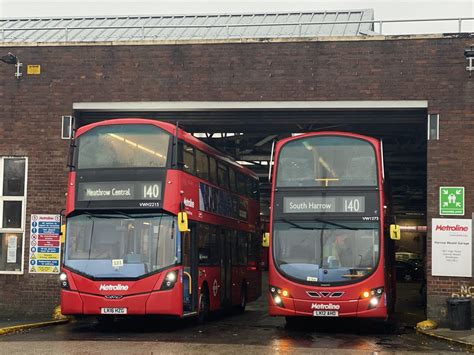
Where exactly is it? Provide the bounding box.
[101,307,127,314]
[313,310,338,317]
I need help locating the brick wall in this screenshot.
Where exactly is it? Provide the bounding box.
[0,35,472,321]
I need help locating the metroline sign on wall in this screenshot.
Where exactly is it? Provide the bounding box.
[431,218,472,277]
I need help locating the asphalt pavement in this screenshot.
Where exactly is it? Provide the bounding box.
[0,280,470,353]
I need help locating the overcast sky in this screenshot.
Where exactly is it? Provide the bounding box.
[1,0,473,34]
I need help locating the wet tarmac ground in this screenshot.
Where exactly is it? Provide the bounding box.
[0,282,468,354]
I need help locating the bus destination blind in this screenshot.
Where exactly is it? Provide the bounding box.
[283,196,365,213]
[78,181,162,201]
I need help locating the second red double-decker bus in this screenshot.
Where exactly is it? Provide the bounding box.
[60,118,261,322]
[268,132,395,323]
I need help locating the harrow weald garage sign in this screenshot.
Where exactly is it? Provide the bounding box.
[431,218,472,277]
[29,214,61,274]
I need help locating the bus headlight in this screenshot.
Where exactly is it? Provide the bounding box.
[274,295,282,305]
[370,297,379,306]
[160,270,179,291]
[59,272,69,289]
[360,286,384,309]
[269,286,290,307]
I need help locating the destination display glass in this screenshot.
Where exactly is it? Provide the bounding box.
[272,191,379,221]
[283,196,365,214]
[78,181,162,201]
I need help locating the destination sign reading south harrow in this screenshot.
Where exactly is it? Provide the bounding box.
[78,181,162,201]
[283,196,365,213]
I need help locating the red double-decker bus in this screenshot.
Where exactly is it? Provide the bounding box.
[268,132,395,323]
[60,118,261,322]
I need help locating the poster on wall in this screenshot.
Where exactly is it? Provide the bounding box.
[7,235,17,263]
[28,214,61,274]
[431,218,472,277]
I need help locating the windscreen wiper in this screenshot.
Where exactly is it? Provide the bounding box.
[312,217,357,230]
[111,210,135,219]
[281,219,321,230]
[81,211,126,219]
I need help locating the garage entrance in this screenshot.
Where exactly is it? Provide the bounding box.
[73,100,428,323]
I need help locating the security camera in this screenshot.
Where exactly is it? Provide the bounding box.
[0,52,18,65]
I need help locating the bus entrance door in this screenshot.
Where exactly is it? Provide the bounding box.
[220,229,232,307]
[182,227,198,313]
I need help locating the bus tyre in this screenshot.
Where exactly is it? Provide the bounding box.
[236,285,247,313]
[197,287,210,325]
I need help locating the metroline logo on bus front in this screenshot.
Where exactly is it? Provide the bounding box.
[311,303,340,317]
[311,303,341,310]
[99,284,129,291]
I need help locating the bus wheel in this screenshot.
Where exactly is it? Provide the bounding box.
[236,285,247,313]
[197,287,210,324]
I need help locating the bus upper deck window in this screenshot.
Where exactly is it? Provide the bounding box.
[183,145,195,174]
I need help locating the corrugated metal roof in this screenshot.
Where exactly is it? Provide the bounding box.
[0,10,375,43]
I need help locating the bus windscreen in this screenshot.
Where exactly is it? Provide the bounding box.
[273,221,379,284]
[77,124,170,169]
[64,213,178,278]
[276,136,377,187]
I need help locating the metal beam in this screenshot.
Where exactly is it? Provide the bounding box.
[73,100,429,112]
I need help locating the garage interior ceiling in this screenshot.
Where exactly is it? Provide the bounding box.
[74,105,427,219]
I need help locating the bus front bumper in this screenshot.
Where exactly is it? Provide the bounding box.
[61,288,183,317]
[268,293,387,318]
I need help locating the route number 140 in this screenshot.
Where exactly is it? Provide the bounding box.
[143,184,160,199]
[343,198,361,212]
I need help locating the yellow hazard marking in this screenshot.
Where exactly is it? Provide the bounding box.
[416,319,438,330]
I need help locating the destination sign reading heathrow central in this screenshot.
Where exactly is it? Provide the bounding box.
[78,181,162,201]
[283,196,365,213]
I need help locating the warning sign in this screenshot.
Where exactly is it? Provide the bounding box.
[29,214,61,274]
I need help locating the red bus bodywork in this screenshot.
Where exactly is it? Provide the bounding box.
[268,131,394,320]
[61,118,261,318]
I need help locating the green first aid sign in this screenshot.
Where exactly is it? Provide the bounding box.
[439,187,465,215]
